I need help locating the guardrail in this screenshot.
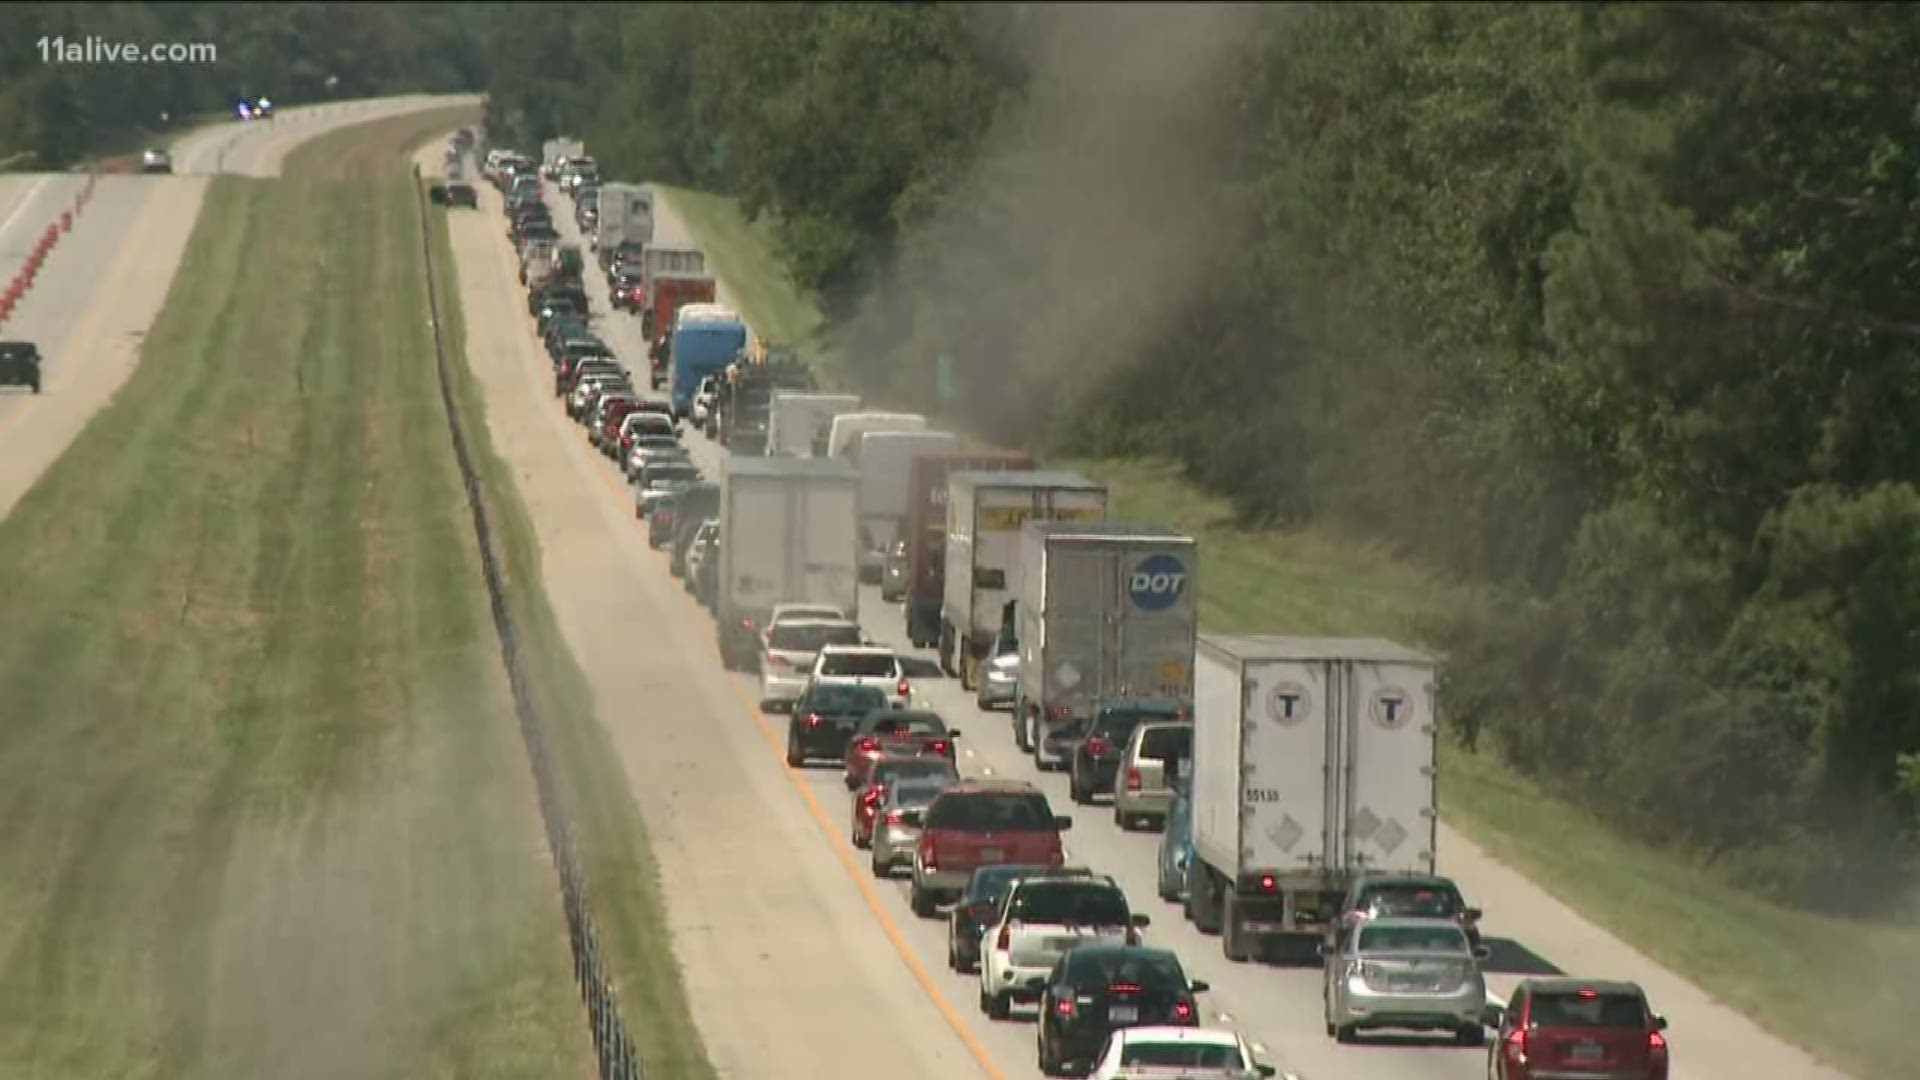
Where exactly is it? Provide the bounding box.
[410,162,649,1079]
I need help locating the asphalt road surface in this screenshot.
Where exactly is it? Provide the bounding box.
[434,147,1852,1080]
[0,95,481,522]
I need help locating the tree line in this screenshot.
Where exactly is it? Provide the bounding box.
[0,2,483,168]
[480,1,1920,908]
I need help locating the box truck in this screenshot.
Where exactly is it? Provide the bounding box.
[902,450,1035,648]
[767,392,861,458]
[854,429,961,586]
[594,181,654,268]
[827,411,926,459]
[1184,635,1439,963]
[715,457,862,670]
[941,472,1108,690]
[1012,522,1200,769]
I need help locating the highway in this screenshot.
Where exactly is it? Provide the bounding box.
[434,148,1853,1080]
[0,94,478,521]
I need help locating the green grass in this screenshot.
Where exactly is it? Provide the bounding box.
[0,108,590,1079]
[430,174,721,1080]
[658,187,1920,1078]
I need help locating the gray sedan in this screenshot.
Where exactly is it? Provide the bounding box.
[870,777,952,877]
[1321,916,1490,1045]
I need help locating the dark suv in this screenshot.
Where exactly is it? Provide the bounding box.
[1035,944,1208,1076]
[910,781,1072,917]
[0,341,42,394]
[1068,698,1189,806]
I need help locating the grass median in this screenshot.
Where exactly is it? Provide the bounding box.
[427,172,720,1078]
[0,108,592,1079]
[657,185,1916,1077]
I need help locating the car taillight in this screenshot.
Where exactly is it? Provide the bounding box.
[1504,1027,1528,1058]
[802,713,821,728]
[1649,1030,1668,1052]
[1173,999,1193,1022]
[855,737,878,753]
[1125,768,1142,791]
[885,809,905,825]
[1109,982,1141,994]
[896,678,911,697]
[929,740,949,755]
[861,787,884,806]
[1084,737,1108,756]
[919,833,937,869]
[1259,875,1276,891]
[740,617,753,630]
[1048,705,1072,720]
[1053,995,1075,1018]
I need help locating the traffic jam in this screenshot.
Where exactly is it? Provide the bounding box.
[469,136,1676,1080]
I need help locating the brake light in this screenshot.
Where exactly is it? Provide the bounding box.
[1649,1030,1668,1052]
[740,617,753,630]
[1084,737,1108,756]
[997,924,1012,951]
[1504,1027,1528,1058]
[919,833,937,869]
[896,678,911,697]
[1259,875,1276,891]
[803,712,821,728]
[861,787,884,806]
[1577,988,1598,999]
[1109,983,1141,994]
[1048,705,1072,720]
[885,809,905,825]
[855,737,878,753]
[1125,768,1142,791]
[929,740,949,755]
[1053,996,1075,1018]
[1173,1000,1193,1021]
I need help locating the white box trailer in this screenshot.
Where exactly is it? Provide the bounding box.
[766,392,860,458]
[942,471,1110,687]
[541,137,584,177]
[855,429,961,583]
[715,457,862,670]
[1012,521,1198,766]
[827,411,925,459]
[595,182,655,265]
[1186,634,1439,962]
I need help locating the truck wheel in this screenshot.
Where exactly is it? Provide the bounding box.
[1068,769,1089,806]
[1190,869,1222,935]
[938,623,957,677]
[1336,1024,1359,1044]
[909,882,937,918]
[1222,890,1252,962]
[959,649,977,692]
[986,990,1011,1021]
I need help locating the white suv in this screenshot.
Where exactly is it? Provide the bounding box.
[978,871,1146,1018]
[758,619,863,711]
[810,645,910,709]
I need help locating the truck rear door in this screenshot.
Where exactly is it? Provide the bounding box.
[1110,542,1197,699]
[1242,657,1332,878]
[1341,658,1436,875]
[1039,539,1107,720]
[726,479,790,621]
[797,479,860,611]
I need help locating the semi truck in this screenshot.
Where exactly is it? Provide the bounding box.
[853,429,961,586]
[715,457,862,670]
[541,137,585,179]
[667,303,747,416]
[941,472,1108,690]
[646,271,719,385]
[1011,522,1199,767]
[715,348,816,454]
[902,450,1034,648]
[766,392,861,458]
[1184,634,1439,963]
[827,411,926,459]
[594,181,654,269]
[637,246,707,339]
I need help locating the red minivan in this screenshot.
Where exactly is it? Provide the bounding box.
[1491,979,1670,1080]
[910,781,1071,918]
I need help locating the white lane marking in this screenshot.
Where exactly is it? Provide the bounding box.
[980,766,994,776]
[0,175,54,250]
[1250,1042,1266,1055]
[963,748,976,758]
[1217,1010,1234,1023]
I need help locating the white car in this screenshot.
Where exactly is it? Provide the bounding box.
[978,871,1144,1018]
[759,619,865,710]
[809,645,910,709]
[764,602,853,640]
[141,148,173,174]
[1087,1026,1277,1080]
[691,376,719,426]
[625,438,688,479]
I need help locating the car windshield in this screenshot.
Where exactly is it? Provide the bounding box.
[1118,1043,1247,1069]
[803,684,887,715]
[926,792,1055,831]
[768,623,862,652]
[1532,991,1648,1029]
[890,781,948,807]
[1366,886,1462,919]
[966,866,1050,902]
[872,758,957,786]
[778,606,843,622]
[862,713,947,737]
[1066,950,1186,989]
[1008,881,1129,926]
[1357,926,1469,953]
[820,652,896,678]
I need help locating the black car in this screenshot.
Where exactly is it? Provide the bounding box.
[445,183,478,209]
[947,864,1084,974]
[1331,873,1483,948]
[536,297,587,337]
[785,682,890,766]
[1068,698,1189,805]
[668,488,720,572]
[529,281,586,318]
[1034,945,1208,1077]
[0,340,43,394]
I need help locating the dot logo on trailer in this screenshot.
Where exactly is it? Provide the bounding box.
[1127,553,1189,611]
[1267,681,1311,727]
[1370,687,1415,730]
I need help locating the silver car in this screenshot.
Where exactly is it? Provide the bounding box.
[975,634,1019,711]
[870,777,951,877]
[1321,916,1490,1046]
[1111,720,1192,831]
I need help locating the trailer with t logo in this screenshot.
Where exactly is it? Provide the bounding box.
[1010,521,1198,770]
[1184,634,1439,964]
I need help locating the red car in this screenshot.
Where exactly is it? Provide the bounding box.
[1490,980,1669,1080]
[851,755,960,849]
[910,780,1071,917]
[842,709,957,792]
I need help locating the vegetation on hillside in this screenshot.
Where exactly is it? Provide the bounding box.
[481,1,1920,908]
[0,2,483,167]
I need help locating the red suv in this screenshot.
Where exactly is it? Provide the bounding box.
[910,780,1071,918]
[1491,979,1669,1080]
